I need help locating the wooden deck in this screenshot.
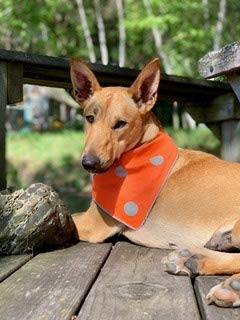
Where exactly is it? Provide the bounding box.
[0,242,239,320]
[1,45,240,318]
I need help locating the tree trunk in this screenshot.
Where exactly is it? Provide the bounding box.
[94,0,109,65]
[76,0,96,63]
[213,0,227,51]
[116,0,126,67]
[142,0,173,74]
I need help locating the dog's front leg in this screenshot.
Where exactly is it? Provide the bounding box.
[72,201,123,243]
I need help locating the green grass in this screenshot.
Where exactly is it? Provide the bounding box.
[7,127,220,212]
[7,130,91,212]
[8,130,85,168]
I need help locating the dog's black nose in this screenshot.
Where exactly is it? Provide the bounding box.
[82,154,101,172]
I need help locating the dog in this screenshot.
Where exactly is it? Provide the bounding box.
[70,57,240,308]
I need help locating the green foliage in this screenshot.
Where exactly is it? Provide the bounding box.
[0,0,239,76]
[124,0,222,75]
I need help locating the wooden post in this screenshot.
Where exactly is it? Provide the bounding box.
[198,42,240,162]
[184,93,240,161]
[227,74,240,167]
[7,63,23,104]
[228,71,240,102]
[0,62,23,190]
[0,62,7,190]
[221,120,240,162]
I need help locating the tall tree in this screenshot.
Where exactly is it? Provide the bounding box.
[75,0,96,62]
[94,0,109,64]
[213,0,227,51]
[116,0,126,67]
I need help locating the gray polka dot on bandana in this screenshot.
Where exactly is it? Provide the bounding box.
[124,201,139,216]
[115,165,128,177]
[149,155,164,166]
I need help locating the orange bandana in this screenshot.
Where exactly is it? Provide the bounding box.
[92,132,178,230]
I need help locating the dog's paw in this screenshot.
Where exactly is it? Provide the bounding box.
[207,277,240,308]
[161,249,202,277]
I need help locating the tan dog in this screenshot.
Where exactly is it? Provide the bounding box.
[70,57,240,308]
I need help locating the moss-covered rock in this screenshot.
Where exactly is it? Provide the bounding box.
[0,183,78,255]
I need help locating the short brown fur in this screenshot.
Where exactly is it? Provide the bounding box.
[70,58,240,308]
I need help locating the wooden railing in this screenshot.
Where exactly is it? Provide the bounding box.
[199,41,240,164]
[0,48,237,190]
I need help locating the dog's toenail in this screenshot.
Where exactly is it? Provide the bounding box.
[233,300,240,307]
[180,249,191,257]
[230,280,240,291]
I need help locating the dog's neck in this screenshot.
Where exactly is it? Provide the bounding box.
[140,112,163,145]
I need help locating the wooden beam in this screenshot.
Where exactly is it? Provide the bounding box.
[198,40,240,78]
[221,120,240,162]
[228,71,240,102]
[184,93,240,124]
[22,65,231,104]
[184,94,240,160]
[7,63,23,104]
[0,49,231,104]
[0,62,7,190]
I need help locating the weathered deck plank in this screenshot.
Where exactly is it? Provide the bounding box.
[195,276,240,320]
[0,242,111,320]
[77,242,200,320]
[0,255,32,282]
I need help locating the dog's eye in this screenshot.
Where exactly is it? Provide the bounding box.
[113,120,127,130]
[85,115,94,124]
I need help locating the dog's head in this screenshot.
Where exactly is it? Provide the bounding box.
[70,58,160,173]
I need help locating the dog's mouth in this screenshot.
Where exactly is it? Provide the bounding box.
[85,166,109,174]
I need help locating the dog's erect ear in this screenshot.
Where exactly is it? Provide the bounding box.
[70,58,101,107]
[128,58,160,113]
